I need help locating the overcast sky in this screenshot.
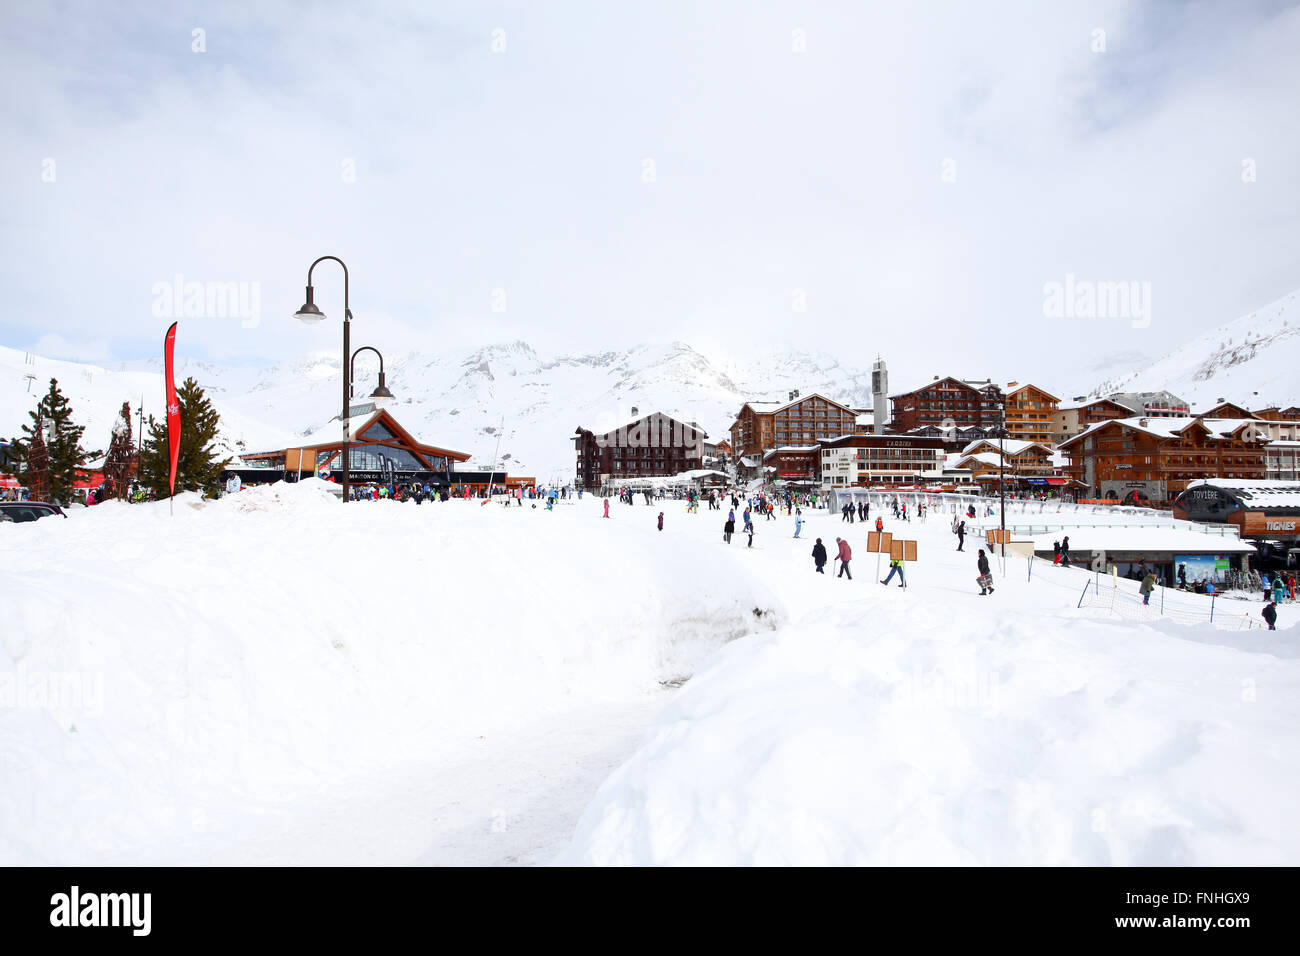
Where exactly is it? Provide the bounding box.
[2,0,1298,391]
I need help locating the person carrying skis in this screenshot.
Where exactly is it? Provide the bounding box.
[977,549,994,595]
[836,537,853,579]
[812,538,827,573]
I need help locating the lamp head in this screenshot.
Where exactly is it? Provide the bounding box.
[294,285,327,323]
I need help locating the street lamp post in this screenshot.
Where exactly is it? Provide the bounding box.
[998,401,1007,560]
[293,256,353,502]
[349,346,395,405]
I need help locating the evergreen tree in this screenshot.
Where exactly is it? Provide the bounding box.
[103,401,135,501]
[8,378,98,505]
[138,377,229,497]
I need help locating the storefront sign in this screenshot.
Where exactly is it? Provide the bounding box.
[1240,512,1300,537]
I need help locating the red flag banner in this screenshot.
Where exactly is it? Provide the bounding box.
[164,322,180,496]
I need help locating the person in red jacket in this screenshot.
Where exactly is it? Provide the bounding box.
[874,516,883,533]
[836,537,853,579]
[603,498,610,518]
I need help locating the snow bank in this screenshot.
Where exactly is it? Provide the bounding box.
[0,483,779,864]
[559,604,1300,865]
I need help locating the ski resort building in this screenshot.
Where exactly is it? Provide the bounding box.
[818,434,946,488]
[237,408,475,487]
[1058,417,1268,505]
[573,412,707,491]
[887,377,1004,433]
[727,393,858,462]
[1105,390,1191,418]
[1051,398,1135,443]
[1002,383,1060,444]
[1172,479,1300,543]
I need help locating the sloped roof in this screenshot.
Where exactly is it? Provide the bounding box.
[246,408,470,463]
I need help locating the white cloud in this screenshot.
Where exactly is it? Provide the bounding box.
[1,0,1298,395]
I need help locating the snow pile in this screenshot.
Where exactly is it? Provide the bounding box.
[0,483,778,864]
[560,603,1299,865]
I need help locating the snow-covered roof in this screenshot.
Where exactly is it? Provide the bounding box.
[960,438,1051,457]
[957,452,1004,469]
[1030,528,1254,554]
[1059,416,1268,449]
[763,445,819,460]
[1184,478,1300,509]
[1003,382,1061,402]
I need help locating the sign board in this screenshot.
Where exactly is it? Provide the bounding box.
[867,531,882,553]
[1174,554,1231,585]
[879,532,893,555]
[890,540,904,560]
[1240,512,1300,537]
[904,540,917,562]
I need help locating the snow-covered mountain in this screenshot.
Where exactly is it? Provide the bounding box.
[2,341,877,480]
[1092,288,1300,411]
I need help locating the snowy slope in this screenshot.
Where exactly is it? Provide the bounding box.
[4,341,877,479]
[1092,288,1300,410]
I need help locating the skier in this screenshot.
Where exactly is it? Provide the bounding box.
[812,538,827,573]
[1263,601,1278,630]
[747,523,755,548]
[603,498,610,518]
[657,511,664,531]
[1060,535,1071,567]
[977,549,994,595]
[1052,540,1061,565]
[724,516,734,544]
[1140,571,1157,605]
[836,537,853,580]
[793,510,804,538]
[956,519,966,551]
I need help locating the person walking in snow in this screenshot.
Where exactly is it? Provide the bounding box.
[657,511,664,531]
[881,555,905,588]
[1059,535,1071,567]
[874,515,884,534]
[977,549,994,595]
[747,523,755,548]
[812,538,827,573]
[836,537,853,579]
[603,498,610,518]
[724,516,734,544]
[1263,601,1278,630]
[956,520,966,551]
[794,510,804,538]
[1052,540,1062,565]
[1140,571,1157,605]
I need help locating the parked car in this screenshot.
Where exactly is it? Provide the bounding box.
[0,501,67,523]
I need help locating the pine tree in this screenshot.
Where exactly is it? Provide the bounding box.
[138,377,230,497]
[7,378,98,505]
[103,401,135,501]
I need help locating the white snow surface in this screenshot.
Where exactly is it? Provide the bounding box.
[2,483,1296,866]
